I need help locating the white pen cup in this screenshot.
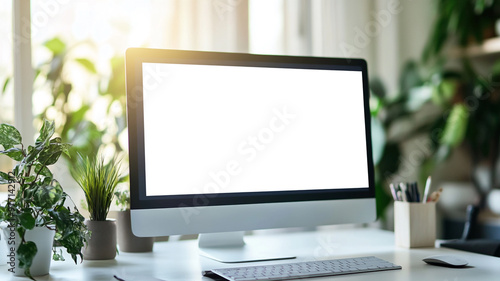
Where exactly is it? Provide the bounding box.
[394,201,436,248]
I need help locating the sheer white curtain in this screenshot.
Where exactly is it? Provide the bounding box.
[309,0,433,94]
[166,0,249,53]
[279,0,406,94]
[247,0,432,94]
[247,0,394,90]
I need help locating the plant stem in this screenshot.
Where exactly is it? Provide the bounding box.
[21,164,33,209]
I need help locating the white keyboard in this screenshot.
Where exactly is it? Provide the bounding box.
[205,256,401,281]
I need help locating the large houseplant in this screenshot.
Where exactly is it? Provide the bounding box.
[73,153,122,260]
[372,58,500,218]
[421,0,500,202]
[0,120,88,279]
[423,0,500,62]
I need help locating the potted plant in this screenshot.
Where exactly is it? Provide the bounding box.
[423,0,500,62]
[73,153,122,260]
[0,120,88,279]
[114,189,154,252]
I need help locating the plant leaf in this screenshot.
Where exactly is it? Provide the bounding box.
[19,212,35,230]
[75,58,97,74]
[407,85,432,112]
[0,147,24,161]
[13,162,21,178]
[33,185,63,209]
[0,123,22,147]
[375,181,392,220]
[34,163,53,179]
[441,104,469,147]
[24,145,43,166]
[24,175,36,183]
[52,248,65,261]
[370,77,386,99]
[17,241,37,278]
[0,205,5,221]
[50,205,87,264]
[2,77,10,95]
[38,142,71,166]
[2,144,13,150]
[377,142,401,178]
[0,171,14,184]
[35,120,56,148]
[399,61,423,94]
[44,37,66,55]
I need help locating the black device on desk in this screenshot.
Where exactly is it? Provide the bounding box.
[441,205,500,257]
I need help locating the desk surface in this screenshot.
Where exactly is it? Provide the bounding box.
[2,228,500,280]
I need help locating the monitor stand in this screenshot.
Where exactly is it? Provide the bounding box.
[198,231,296,263]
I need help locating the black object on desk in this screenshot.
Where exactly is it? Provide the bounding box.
[442,239,500,257]
[441,205,500,257]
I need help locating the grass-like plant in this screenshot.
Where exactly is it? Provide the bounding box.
[74,154,122,221]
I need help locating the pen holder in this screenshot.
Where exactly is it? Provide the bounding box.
[394,201,436,248]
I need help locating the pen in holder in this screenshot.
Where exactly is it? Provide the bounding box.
[394,201,436,248]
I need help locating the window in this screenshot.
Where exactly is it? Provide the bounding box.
[0,1,13,190]
[0,1,13,125]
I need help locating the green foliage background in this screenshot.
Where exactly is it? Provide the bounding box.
[34,37,128,165]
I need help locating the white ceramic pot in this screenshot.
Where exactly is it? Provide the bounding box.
[0,223,7,266]
[1,225,55,277]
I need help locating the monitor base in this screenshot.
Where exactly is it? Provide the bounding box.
[198,231,296,263]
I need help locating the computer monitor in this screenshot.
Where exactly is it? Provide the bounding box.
[125,48,376,263]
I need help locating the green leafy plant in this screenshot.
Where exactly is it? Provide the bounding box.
[0,37,129,171]
[0,120,88,279]
[372,59,500,210]
[34,37,128,163]
[410,62,500,205]
[423,0,500,62]
[1,36,130,215]
[114,189,130,212]
[74,154,122,221]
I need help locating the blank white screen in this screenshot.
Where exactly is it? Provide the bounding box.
[142,63,369,196]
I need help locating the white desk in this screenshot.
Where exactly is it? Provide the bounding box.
[2,228,500,280]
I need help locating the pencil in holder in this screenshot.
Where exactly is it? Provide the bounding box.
[394,201,436,248]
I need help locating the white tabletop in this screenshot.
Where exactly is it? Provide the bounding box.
[2,228,500,280]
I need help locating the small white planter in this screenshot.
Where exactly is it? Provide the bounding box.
[1,225,55,277]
